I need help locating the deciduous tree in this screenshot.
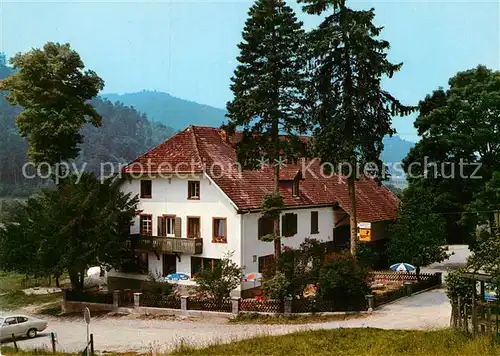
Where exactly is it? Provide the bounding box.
[403,66,500,244]
[0,173,139,291]
[389,186,448,279]
[0,42,104,166]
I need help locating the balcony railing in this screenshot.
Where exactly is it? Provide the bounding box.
[130,234,203,255]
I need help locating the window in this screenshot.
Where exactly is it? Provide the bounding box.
[311,211,319,234]
[187,217,201,238]
[4,317,17,325]
[139,252,149,274]
[191,257,220,277]
[213,218,227,243]
[282,213,298,237]
[258,217,275,240]
[158,216,181,237]
[140,215,153,236]
[166,217,175,237]
[258,255,275,274]
[16,317,28,324]
[188,181,200,199]
[140,180,152,198]
[292,180,299,197]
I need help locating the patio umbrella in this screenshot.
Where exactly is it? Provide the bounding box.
[241,272,263,282]
[165,273,190,281]
[241,272,263,289]
[390,263,415,272]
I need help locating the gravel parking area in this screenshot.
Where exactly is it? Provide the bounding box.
[2,288,451,354]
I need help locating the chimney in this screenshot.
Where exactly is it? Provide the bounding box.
[219,129,230,144]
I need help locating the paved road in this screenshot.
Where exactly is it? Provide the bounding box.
[2,245,468,353]
[421,244,470,280]
[2,288,451,354]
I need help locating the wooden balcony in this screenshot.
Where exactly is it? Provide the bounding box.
[130,234,203,255]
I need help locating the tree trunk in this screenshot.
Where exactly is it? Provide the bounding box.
[55,276,60,288]
[416,266,421,281]
[273,137,281,263]
[69,270,79,291]
[79,270,85,291]
[339,4,357,262]
[348,173,358,261]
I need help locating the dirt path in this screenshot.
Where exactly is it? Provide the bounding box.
[2,288,451,354]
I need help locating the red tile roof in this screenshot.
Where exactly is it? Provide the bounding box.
[123,126,399,222]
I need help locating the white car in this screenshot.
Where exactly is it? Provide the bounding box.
[0,315,48,340]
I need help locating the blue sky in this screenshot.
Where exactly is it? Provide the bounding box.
[1,0,499,142]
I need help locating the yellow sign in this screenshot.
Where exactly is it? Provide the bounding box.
[359,228,372,242]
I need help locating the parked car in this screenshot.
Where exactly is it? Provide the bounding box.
[0,315,48,340]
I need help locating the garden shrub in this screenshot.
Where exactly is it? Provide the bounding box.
[144,271,175,296]
[262,270,291,300]
[194,252,241,300]
[318,252,370,310]
[445,268,473,305]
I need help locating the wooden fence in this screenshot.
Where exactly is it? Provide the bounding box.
[372,272,442,308]
[451,297,500,339]
[64,272,442,315]
[369,271,439,282]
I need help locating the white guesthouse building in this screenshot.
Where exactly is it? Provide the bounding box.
[107,126,399,296]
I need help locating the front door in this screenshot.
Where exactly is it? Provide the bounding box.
[163,254,177,276]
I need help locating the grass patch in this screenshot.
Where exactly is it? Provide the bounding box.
[0,271,26,293]
[1,347,141,356]
[0,290,62,310]
[3,329,500,355]
[37,304,63,316]
[170,328,500,356]
[1,347,140,355]
[230,312,366,324]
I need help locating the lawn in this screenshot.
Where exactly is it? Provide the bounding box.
[0,271,63,310]
[2,329,500,356]
[171,328,500,356]
[0,271,26,293]
[229,312,367,324]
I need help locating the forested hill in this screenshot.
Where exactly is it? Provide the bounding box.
[103,90,228,129]
[0,64,174,197]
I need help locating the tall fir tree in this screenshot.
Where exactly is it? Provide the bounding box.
[299,0,413,259]
[224,0,307,262]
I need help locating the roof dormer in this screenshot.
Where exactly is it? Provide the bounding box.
[279,168,303,198]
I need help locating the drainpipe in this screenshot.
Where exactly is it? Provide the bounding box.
[241,210,251,269]
[241,210,251,294]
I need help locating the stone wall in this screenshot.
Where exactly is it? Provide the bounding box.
[62,301,114,314]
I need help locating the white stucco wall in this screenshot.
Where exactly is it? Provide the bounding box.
[241,207,334,274]
[115,175,350,293]
[120,173,241,279]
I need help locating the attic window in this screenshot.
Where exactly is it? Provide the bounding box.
[140,180,152,198]
[292,179,299,197]
[188,181,200,200]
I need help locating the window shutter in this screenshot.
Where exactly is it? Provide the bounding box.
[157,216,163,236]
[311,211,319,234]
[258,218,263,240]
[174,217,182,237]
[281,214,296,237]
